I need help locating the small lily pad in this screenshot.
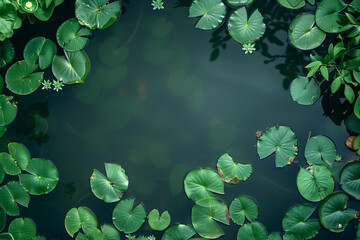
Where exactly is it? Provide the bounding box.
[290,76,321,105]
[0,39,14,68]
[23,37,56,70]
[65,207,98,237]
[0,153,20,175]
[315,0,348,33]
[148,209,171,231]
[304,135,336,166]
[339,161,360,200]
[189,0,226,30]
[226,0,253,7]
[8,218,36,240]
[237,222,268,240]
[161,224,196,240]
[217,153,252,184]
[8,142,31,170]
[56,18,91,51]
[0,181,30,216]
[229,196,258,225]
[0,95,17,127]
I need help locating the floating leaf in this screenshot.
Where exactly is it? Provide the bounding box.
[268,232,282,240]
[282,205,320,239]
[33,1,55,21]
[0,233,14,240]
[237,222,268,240]
[0,205,5,231]
[101,224,120,240]
[277,0,305,9]
[148,209,171,231]
[0,39,14,68]
[290,76,321,105]
[226,0,253,6]
[23,37,56,70]
[90,163,129,203]
[112,198,146,234]
[288,14,326,50]
[217,153,252,184]
[0,153,20,175]
[0,165,3,185]
[296,165,334,202]
[19,158,59,195]
[345,113,360,133]
[8,142,31,170]
[8,218,36,240]
[189,0,226,30]
[229,196,258,226]
[56,18,91,51]
[184,168,224,203]
[82,226,104,239]
[0,95,17,127]
[75,0,121,30]
[315,0,347,33]
[339,161,360,200]
[19,0,38,13]
[318,192,358,232]
[65,207,98,237]
[304,135,336,166]
[0,1,17,36]
[0,181,30,216]
[256,126,298,168]
[228,7,265,44]
[161,224,196,240]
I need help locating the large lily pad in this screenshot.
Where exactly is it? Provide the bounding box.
[189,0,226,30]
[277,0,306,9]
[226,0,253,6]
[19,158,59,195]
[282,204,320,239]
[8,218,36,240]
[297,165,334,202]
[257,126,298,168]
[8,142,31,170]
[148,209,171,231]
[237,222,268,240]
[288,14,326,50]
[52,50,90,84]
[0,95,17,127]
[290,76,321,105]
[0,1,17,36]
[65,207,98,237]
[318,192,358,232]
[0,153,20,175]
[23,37,56,70]
[0,39,14,68]
[57,18,91,51]
[229,196,258,226]
[228,7,265,44]
[0,181,30,216]
[339,161,360,200]
[5,61,43,95]
[90,163,129,203]
[315,0,347,33]
[75,0,121,30]
[184,168,224,203]
[161,224,196,240]
[100,224,120,240]
[112,198,146,234]
[217,153,252,184]
[304,135,336,166]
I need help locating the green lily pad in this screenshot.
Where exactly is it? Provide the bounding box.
[0,164,3,184]
[290,76,321,105]
[161,224,196,240]
[0,95,17,127]
[277,0,305,9]
[191,198,230,239]
[90,163,129,203]
[256,126,298,168]
[315,0,347,33]
[19,158,59,195]
[148,209,171,231]
[345,114,360,133]
[217,153,252,184]
[282,204,320,239]
[82,226,104,239]
[5,61,43,95]
[305,135,336,166]
[52,50,90,84]
[33,1,55,21]
[296,165,334,202]
[8,142,31,170]
[8,218,36,240]
[0,205,5,232]
[31,237,46,240]
[0,39,14,68]
[184,168,224,203]
[228,7,265,44]
[283,232,302,240]
[100,224,120,240]
[237,222,268,240]
[0,233,14,240]
[56,18,91,52]
[0,181,30,216]
[0,153,20,175]
[226,0,253,6]
[23,37,56,70]
[75,232,88,240]
[0,1,17,35]
[318,192,358,232]
[229,196,258,225]
[189,0,226,30]
[288,14,326,50]
[75,0,121,30]
[65,207,98,237]
[112,198,146,234]
[339,161,360,200]
[268,232,282,240]
[19,0,38,13]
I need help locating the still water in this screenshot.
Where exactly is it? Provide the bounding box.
[4,0,359,239]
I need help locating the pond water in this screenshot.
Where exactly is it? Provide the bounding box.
[3,0,360,239]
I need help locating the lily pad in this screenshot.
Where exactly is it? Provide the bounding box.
[318,192,358,232]
[345,114,360,133]
[161,224,196,240]
[229,196,258,225]
[0,1,17,36]
[282,204,320,239]
[0,165,3,185]
[339,161,360,200]
[0,39,14,68]
[52,50,90,84]
[288,14,326,50]
[23,37,56,70]
[90,163,129,203]
[228,7,265,44]
[65,207,98,237]
[5,61,43,95]
[8,142,31,170]
[19,158,59,195]
[8,218,36,240]
[237,222,268,240]
[100,224,120,240]
[148,209,171,231]
[112,198,146,234]
[0,153,20,175]
[189,0,226,30]
[277,0,305,9]
[226,0,253,6]
[290,76,321,105]
[0,95,17,127]
[315,0,347,33]
[257,126,298,168]
[57,18,91,51]
[0,233,14,240]
[184,168,224,203]
[0,205,5,232]
[217,153,252,184]
[304,135,336,166]
[75,0,121,30]
[296,165,334,202]
[0,181,30,216]
[268,232,282,240]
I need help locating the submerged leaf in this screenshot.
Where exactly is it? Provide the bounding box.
[217,153,252,184]
[189,0,226,30]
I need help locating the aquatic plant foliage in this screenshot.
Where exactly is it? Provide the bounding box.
[304,135,336,166]
[277,0,306,9]
[0,95,17,127]
[229,196,258,225]
[290,76,321,105]
[56,18,91,52]
[0,39,14,68]
[189,0,226,30]
[339,161,360,200]
[161,224,196,240]
[216,153,252,184]
[148,209,171,231]
[65,207,98,237]
[8,217,36,240]
[237,222,267,240]
[226,0,253,7]
[23,37,56,70]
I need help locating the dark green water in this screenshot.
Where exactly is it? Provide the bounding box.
[3,0,359,239]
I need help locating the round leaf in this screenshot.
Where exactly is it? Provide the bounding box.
[0,95,17,127]
[229,196,258,225]
[161,224,196,240]
[0,205,5,231]
[256,126,298,168]
[339,161,360,200]
[228,7,266,44]
[23,37,56,70]
[8,142,31,170]
[290,76,321,105]
[189,0,226,30]
[315,0,348,33]
[277,0,305,9]
[0,153,20,175]
[0,39,14,68]
[148,209,171,231]
[288,14,326,50]
[0,181,30,216]
[112,198,146,234]
[268,233,282,240]
[296,165,334,202]
[0,164,4,184]
[0,1,17,35]
[56,18,91,51]
[346,114,360,133]
[304,135,336,166]
[19,0,38,13]
[217,153,252,184]
[237,222,268,240]
[101,224,120,240]
[65,207,98,237]
[8,218,36,240]
[226,0,253,7]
